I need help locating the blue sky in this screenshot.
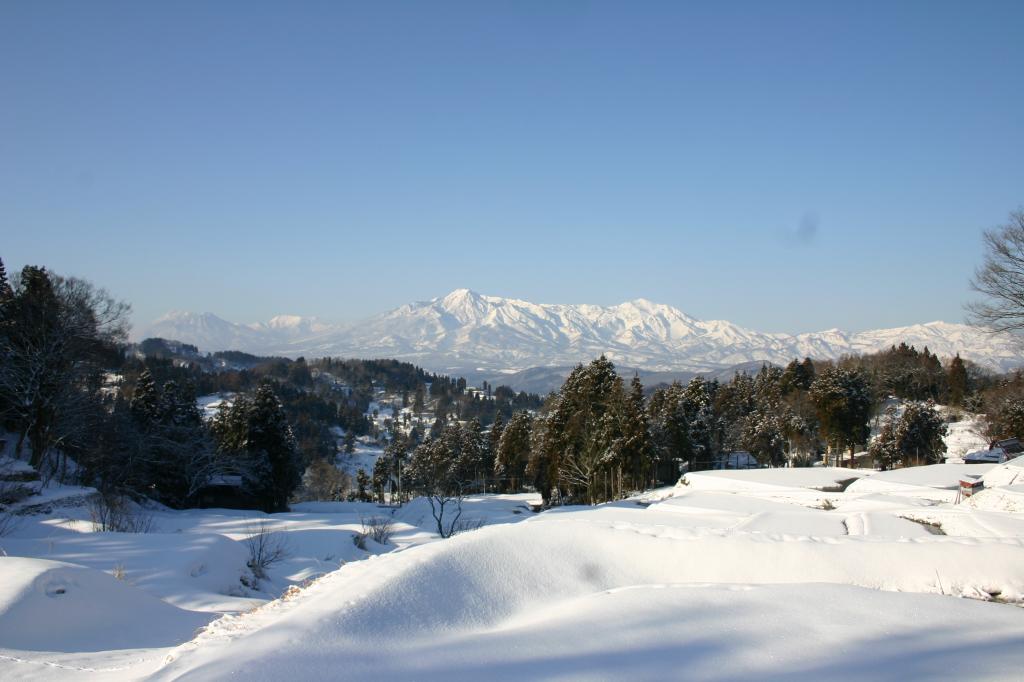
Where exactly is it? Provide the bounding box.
[2,1,1022,334]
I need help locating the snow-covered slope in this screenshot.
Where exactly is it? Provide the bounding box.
[139,290,1022,373]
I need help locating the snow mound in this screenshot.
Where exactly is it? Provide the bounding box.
[847,463,993,493]
[681,467,869,492]
[153,515,1024,680]
[0,557,212,652]
[0,532,252,612]
[969,486,1024,514]
[981,454,1024,489]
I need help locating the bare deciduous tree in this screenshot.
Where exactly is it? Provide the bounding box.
[967,208,1024,334]
[0,267,129,480]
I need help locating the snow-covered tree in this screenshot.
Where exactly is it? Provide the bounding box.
[870,401,947,468]
[993,397,1024,441]
[742,406,790,467]
[900,401,948,466]
[810,366,873,466]
[868,406,902,471]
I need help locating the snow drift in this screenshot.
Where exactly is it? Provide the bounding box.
[0,558,212,652]
[152,508,1024,680]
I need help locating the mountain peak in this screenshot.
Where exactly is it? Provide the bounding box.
[138,293,1022,375]
[440,288,482,304]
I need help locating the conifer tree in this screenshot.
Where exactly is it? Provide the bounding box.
[545,356,626,504]
[810,366,873,467]
[487,412,504,491]
[0,257,11,303]
[619,375,652,491]
[682,377,719,469]
[870,401,947,468]
[869,406,902,471]
[899,401,948,466]
[372,455,390,503]
[356,468,371,502]
[994,397,1024,441]
[212,382,302,512]
[130,369,160,426]
[495,410,532,492]
[460,418,486,492]
[948,354,968,407]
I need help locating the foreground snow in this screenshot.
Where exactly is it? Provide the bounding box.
[3,466,1024,680]
[155,583,1024,681]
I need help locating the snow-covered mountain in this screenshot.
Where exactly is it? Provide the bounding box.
[142,311,333,356]
[139,289,1023,373]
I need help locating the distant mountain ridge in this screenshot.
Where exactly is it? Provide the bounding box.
[139,289,1022,374]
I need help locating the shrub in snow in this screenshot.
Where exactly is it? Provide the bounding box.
[451,516,485,534]
[359,515,395,545]
[244,520,291,583]
[88,493,155,533]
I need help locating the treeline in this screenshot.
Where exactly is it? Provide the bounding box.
[399,344,1006,508]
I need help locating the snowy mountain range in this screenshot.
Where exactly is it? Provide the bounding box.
[139,289,1022,374]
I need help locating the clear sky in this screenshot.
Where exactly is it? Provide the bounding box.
[2,1,1022,334]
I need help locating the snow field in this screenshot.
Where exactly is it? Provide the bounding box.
[4,463,1024,680]
[151,507,1024,681]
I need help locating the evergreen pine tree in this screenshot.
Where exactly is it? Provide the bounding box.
[372,455,390,503]
[356,468,371,502]
[544,356,625,504]
[496,410,532,492]
[130,369,160,426]
[620,375,652,491]
[948,354,968,407]
[0,256,11,303]
[809,366,873,467]
[868,406,901,470]
[899,401,948,466]
[244,382,302,512]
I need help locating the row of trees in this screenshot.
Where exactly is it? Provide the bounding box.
[401,352,964,512]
